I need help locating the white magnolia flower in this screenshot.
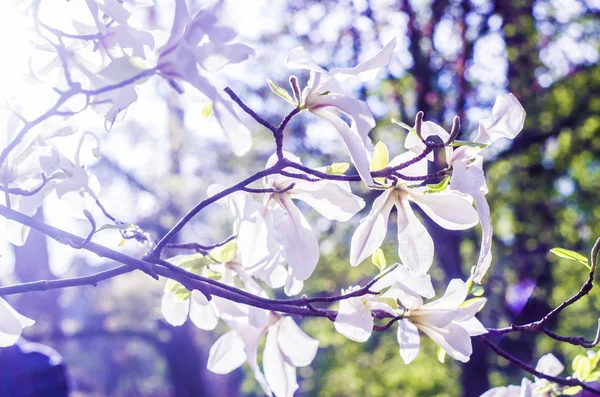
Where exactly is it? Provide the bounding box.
[405,94,526,282]
[286,38,397,185]
[0,297,34,347]
[208,314,319,397]
[157,0,255,156]
[350,152,478,273]
[480,354,564,397]
[212,152,364,285]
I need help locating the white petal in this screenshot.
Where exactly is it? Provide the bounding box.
[409,189,479,230]
[480,386,523,397]
[330,38,397,82]
[278,317,319,367]
[350,190,394,267]
[418,322,473,363]
[264,322,298,397]
[292,180,365,222]
[207,330,247,374]
[334,299,373,342]
[285,47,327,73]
[237,208,275,270]
[211,91,253,156]
[397,319,420,364]
[197,42,256,73]
[311,108,374,185]
[474,93,526,145]
[396,199,434,274]
[450,156,487,195]
[274,196,319,281]
[284,271,304,296]
[460,317,488,336]
[471,190,493,284]
[308,94,375,141]
[374,264,435,299]
[535,354,564,377]
[160,289,190,326]
[382,286,424,311]
[189,290,219,331]
[422,279,468,311]
[0,298,33,347]
[389,152,429,177]
[404,121,450,162]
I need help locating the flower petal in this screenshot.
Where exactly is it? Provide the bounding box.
[277,317,319,367]
[189,290,219,331]
[161,289,190,326]
[535,353,564,378]
[207,330,247,374]
[196,42,256,73]
[418,322,473,363]
[350,190,394,267]
[421,279,468,311]
[292,180,365,222]
[404,121,450,162]
[334,298,373,342]
[474,93,526,145]
[397,319,421,364]
[264,321,298,397]
[408,189,479,230]
[330,38,397,83]
[396,199,434,274]
[0,298,33,347]
[285,47,328,73]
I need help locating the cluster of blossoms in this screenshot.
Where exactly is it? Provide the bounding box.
[3,1,580,397]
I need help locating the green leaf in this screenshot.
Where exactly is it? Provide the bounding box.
[425,175,450,194]
[206,269,222,281]
[459,297,487,312]
[437,347,446,363]
[451,140,488,149]
[470,285,485,297]
[166,280,191,301]
[562,386,583,395]
[371,248,387,273]
[391,118,417,137]
[573,354,593,380]
[201,102,214,118]
[325,162,350,175]
[550,248,590,269]
[370,142,389,185]
[172,253,205,274]
[210,241,238,264]
[585,370,600,382]
[268,79,295,104]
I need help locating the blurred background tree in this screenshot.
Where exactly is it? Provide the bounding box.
[1,0,598,396]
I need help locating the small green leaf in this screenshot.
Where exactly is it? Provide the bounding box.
[562,386,583,395]
[437,347,446,363]
[451,140,488,149]
[268,79,295,104]
[471,285,485,297]
[391,118,417,137]
[201,102,214,118]
[371,248,387,273]
[459,297,487,312]
[206,269,222,281]
[210,241,238,264]
[550,248,590,269]
[585,370,600,382]
[325,162,350,175]
[425,175,450,194]
[166,279,192,301]
[573,354,593,380]
[172,253,205,274]
[370,142,389,185]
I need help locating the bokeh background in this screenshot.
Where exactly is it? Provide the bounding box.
[1,0,599,396]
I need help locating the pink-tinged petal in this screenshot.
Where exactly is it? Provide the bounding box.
[292,180,365,222]
[330,38,397,83]
[264,322,298,397]
[396,199,434,274]
[417,322,473,363]
[160,289,190,326]
[397,319,420,364]
[334,298,373,342]
[408,189,479,230]
[189,290,219,331]
[535,354,564,378]
[474,93,526,146]
[422,279,468,311]
[311,108,374,185]
[285,47,328,73]
[196,42,256,73]
[207,330,247,374]
[277,317,319,367]
[350,190,394,267]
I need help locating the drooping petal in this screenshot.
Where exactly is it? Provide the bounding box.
[396,319,421,364]
[0,298,33,347]
[277,317,319,367]
[274,196,319,281]
[535,354,564,378]
[308,94,376,141]
[284,271,304,296]
[330,38,397,83]
[196,42,256,73]
[285,47,328,74]
[474,93,526,146]
[417,322,473,363]
[311,108,374,185]
[334,298,373,342]
[459,317,488,337]
[292,179,365,222]
[207,330,247,374]
[421,279,468,311]
[350,190,394,267]
[408,189,479,230]
[237,208,275,270]
[189,290,219,331]
[471,190,493,284]
[395,198,435,274]
[264,322,298,397]
[160,289,190,326]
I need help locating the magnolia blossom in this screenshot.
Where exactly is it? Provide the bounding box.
[405,94,526,282]
[286,38,397,185]
[0,298,34,347]
[350,152,478,273]
[334,266,486,363]
[208,314,319,397]
[480,354,564,397]
[157,0,255,156]
[212,152,364,286]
